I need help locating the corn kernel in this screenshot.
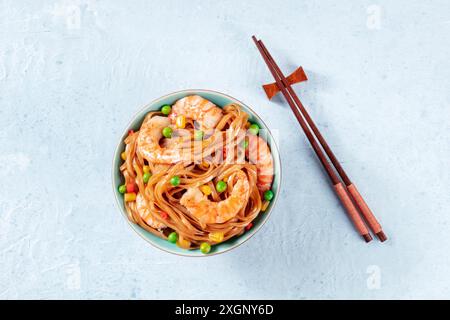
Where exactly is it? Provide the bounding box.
[143,165,150,174]
[208,232,224,243]
[200,185,212,196]
[261,200,270,212]
[124,192,136,202]
[121,152,127,161]
[175,115,186,129]
[176,238,191,249]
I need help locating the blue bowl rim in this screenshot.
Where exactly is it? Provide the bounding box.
[112,89,282,257]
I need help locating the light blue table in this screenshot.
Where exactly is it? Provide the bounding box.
[1,0,449,299]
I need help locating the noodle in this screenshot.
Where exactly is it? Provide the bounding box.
[119,100,272,250]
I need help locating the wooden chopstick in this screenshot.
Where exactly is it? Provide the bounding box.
[252,36,373,243]
[255,38,387,242]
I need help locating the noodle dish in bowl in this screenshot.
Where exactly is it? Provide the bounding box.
[112,90,281,256]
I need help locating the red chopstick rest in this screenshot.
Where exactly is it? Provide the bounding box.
[262,66,308,100]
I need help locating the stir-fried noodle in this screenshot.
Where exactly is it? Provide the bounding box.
[119,95,274,250]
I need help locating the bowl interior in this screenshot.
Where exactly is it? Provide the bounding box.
[112,89,281,256]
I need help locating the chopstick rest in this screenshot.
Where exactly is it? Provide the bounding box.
[263,66,308,100]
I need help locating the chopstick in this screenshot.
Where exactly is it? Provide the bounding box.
[251,36,373,243]
[255,39,387,242]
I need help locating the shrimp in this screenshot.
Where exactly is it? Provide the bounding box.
[137,115,191,164]
[171,95,223,130]
[246,135,274,192]
[180,170,250,224]
[136,193,166,229]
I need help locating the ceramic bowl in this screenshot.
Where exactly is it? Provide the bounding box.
[112,89,281,256]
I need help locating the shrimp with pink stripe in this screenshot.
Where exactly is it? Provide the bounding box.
[170,95,223,130]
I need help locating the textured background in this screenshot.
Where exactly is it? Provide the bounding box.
[1,0,449,299]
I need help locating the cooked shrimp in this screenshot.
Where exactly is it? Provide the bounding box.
[136,193,166,229]
[172,95,223,130]
[246,135,274,192]
[137,115,191,164]
[161,128,191,149]
[180,170,250,224]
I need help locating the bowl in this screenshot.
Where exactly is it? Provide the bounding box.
[112,89,281,256]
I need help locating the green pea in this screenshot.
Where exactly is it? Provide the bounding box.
[170,175,180,186]
[241,138,249,149]
[168,232,178,243]
[264,190,274,201]
[118,184,126,194]
[216,180,227,193]
[162,127,173,138]
[161,105,172,115]
[200,242,211,254]
[194,130,204,141]
[248,123,260,135]
[143,172,151,183]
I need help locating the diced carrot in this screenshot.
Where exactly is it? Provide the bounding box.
[126,183,135,193]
